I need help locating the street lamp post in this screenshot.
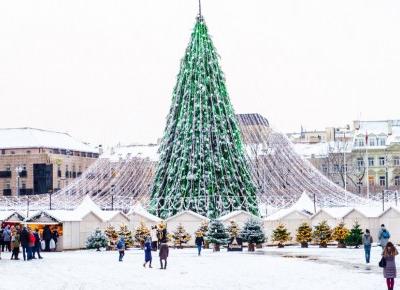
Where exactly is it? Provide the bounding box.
[15,165,23,196]
[49,189,53,210]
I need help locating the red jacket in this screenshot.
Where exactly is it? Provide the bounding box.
[28,232,36,247]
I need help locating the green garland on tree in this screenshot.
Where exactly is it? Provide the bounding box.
[149,14,259,219]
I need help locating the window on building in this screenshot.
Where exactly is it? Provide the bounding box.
[57,180,61,188]
[26,150,31,154]
[355,139,365,147]
[357,158,364,169]
[369,138,375,146]
[394,157,400,166]
[379,138,386,146]
[11,151,15,154]
[379,157,385,166]
[369,176,375,186]
[5,182,10,189]
[379,176,386,186]
[21,182,26,189]
[1,149,5,155]
[22,164,27,170]
[5,164,11,171]
[333,164,339,173]
[395,176,400,186]
[368,157,374,167]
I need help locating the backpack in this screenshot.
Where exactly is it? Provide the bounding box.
[382,230,390,239]
[117,240,124,250]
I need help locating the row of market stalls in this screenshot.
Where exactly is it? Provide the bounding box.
[2,193,399,249]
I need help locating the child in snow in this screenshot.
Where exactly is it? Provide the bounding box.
[383,242,398,290]
[143,236,152,268]
[116,237,125,262]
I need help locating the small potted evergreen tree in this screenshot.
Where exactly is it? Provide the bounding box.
[171,224,191,249]
[206,220,229,252]
[313,220,332,248]
[134,221,151,249]
[104,225,119,251]
[332,222,350,248]
[345,221,363,248]
[272,224,291,248]
[86,229,108,251]
[118,224,134,249]
[240,218,266,251]
[296,223,312,248]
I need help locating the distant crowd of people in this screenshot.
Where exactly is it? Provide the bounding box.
[0,224,59,261]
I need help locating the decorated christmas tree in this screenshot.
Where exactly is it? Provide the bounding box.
[313,220,332,248]
[295,223,313,248]
[134,221,151,248]
[171,224,191,248]
[345,222,363,248]
[86,229,108,251]
[118,224,134,249]
[227,220,240,239]
[104,225,119,250]
[206,220,230,251]
[149,11,259,219]
[272,224,291,248]
[332,222,350,248]
[240,218,266,251]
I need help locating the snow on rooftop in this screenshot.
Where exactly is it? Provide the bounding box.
[166,210,209,221]
[290,191,316,213]
[128,203,162,222]
[0,127,97,153]
[356,121,389,136]
[218,210,260,222]
[73,195,106,221]
[316,207,354,219]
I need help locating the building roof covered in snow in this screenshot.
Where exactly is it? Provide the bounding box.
[128,203,162,222]
[0,127,97,153]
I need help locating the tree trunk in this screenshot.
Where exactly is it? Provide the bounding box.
[337,242,346,248]
[248,243,255,252]
[213,244,220,252]
[256,243,263,249]
[96,247,100,251]
[319,242,327,248]
[278,243,284,248]
[204,240,210,249]
[301,242,308,248]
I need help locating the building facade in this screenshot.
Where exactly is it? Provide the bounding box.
[0,128,99,196]
[291,120,400,196]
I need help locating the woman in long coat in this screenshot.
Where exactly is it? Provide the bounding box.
[143,237,152,268]
[159,239,169,270]
[383,242,398,290]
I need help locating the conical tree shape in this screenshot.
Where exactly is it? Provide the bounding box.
[150,15,258,219]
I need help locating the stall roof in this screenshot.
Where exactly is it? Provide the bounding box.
[128,204,162,223]
[218,210,261,222]
[165,210,209,222]
[0,210,25,222]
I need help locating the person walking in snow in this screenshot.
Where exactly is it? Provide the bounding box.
[52,229,59,251]
[143,236,152,268]
[159,238,169,270]
[362,229,373,263]
[27,228,35,260]
[383,242,398,290]
[116,236,125,262]
[195,231,204,256]
[379,224,391,249]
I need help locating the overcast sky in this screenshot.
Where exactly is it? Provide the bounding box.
[0,0,399,146]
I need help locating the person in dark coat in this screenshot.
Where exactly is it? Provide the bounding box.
[143,237,152,268]
[116,236,125,262]
[43,225,52,251]
[20,226,30,261]
[159,238,169,270]
[195,231,204,256]
[32,229,43,259]
[0,226,5,252]
[52,229,59,251]
[383,242,398,290]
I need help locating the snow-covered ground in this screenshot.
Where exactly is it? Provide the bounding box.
[0,246,387,290]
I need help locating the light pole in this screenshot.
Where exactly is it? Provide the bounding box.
[15,165,23,196]
[48,189,53,210]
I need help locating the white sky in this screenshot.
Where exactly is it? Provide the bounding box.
[1,0,399,147]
